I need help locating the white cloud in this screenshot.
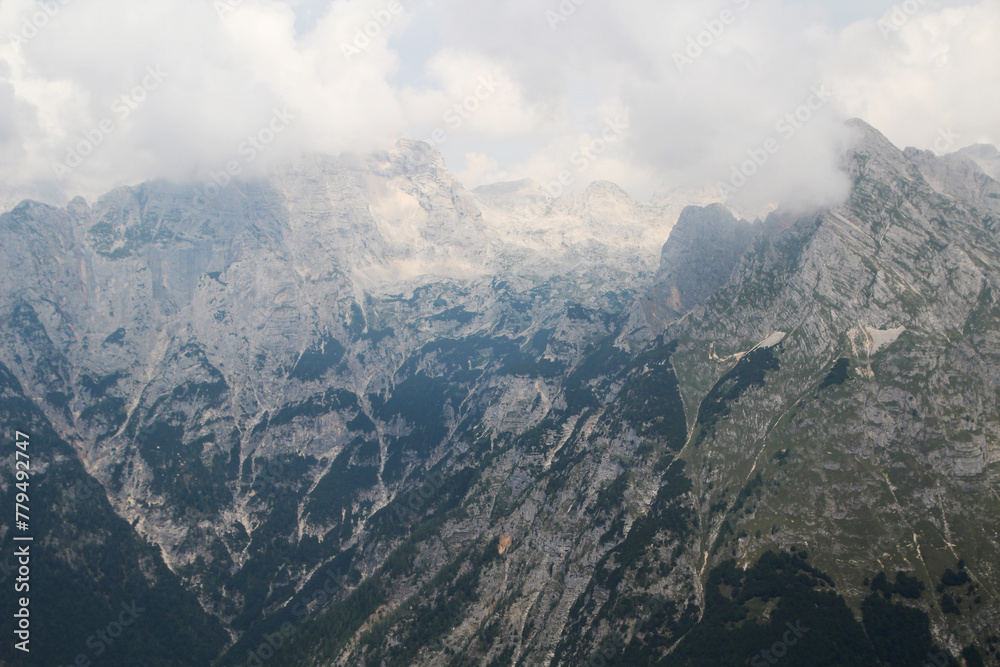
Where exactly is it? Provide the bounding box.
[826,1,1000,151]
[455,151,502,188]
[0,0,411,198]
[0,0,995,209]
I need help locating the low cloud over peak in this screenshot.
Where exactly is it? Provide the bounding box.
[0,0,995,212]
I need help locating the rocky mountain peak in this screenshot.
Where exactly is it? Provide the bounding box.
[960,142,1000,181]
[2,119,999,667]
[904,146,1000,210]
[841,117,913,177]
[643,203,758,328]
[580,179,632,200]
[471,179,548,215]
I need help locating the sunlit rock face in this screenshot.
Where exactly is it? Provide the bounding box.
[2,124,999,665]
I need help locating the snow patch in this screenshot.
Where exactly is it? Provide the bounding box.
[754,331,787,350]
[709,331,784,364]
[863,325,905,355]
[365,176,428,245]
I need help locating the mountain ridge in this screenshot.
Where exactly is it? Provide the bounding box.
[1,120,999,666]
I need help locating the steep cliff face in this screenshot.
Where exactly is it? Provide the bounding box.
[644,203,759,328]
[961,144,1000,182]
[0,141,686,664]
[1,123,999,666]
[0,362,229,666]
[664,119,1000,659]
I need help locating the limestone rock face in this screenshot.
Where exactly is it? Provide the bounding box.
[961,143,1000,181]
[2,123,1000,665]
[645,203,758,327]
[0,139,689,657]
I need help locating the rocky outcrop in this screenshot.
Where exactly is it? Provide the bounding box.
[961,143,1000,181]
[644,203,758,328]
[1,122,999,665]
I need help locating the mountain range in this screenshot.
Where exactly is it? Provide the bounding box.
[0,119,998,666]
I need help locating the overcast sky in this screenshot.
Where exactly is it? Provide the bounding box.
[0,0,996,212]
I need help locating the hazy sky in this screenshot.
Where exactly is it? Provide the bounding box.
[0,0,996,211]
